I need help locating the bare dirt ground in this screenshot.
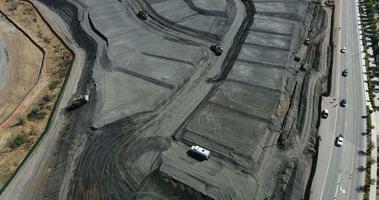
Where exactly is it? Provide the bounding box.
[0,0,72,188]
[0,17,43,138]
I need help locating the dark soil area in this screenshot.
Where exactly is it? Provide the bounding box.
[34,0,330,199]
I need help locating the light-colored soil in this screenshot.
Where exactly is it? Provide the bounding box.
[0,18,43,132]
[0,0,72,187]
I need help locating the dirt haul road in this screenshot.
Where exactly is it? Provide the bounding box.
[1,0,331,199]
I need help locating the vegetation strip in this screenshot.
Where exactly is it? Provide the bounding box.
[358,0,378,199]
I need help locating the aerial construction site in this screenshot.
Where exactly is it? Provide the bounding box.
[0,0,332,199]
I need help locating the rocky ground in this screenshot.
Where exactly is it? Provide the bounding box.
[13,0,331,199]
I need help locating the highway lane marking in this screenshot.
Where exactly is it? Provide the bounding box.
[320,102,339,199]
[340,186,346,194]
[323,0,366,198]
[319,1,344,198]
[334,172,342,199]
[345,0,365,199]
[332,0,353,198]
[337,1,361,199]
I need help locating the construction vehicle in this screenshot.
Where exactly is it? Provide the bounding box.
[210,44,224,56]
[66,95,89,111]
[188,145,210,160]
[137,11,149,20]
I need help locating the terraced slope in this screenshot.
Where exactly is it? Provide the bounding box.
[19,0,330,199]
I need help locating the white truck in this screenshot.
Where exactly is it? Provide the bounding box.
[189,145,210,160]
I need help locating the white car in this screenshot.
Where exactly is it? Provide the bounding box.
[335,135,344,147]
[321,109,329,118]
[340,47,346,53]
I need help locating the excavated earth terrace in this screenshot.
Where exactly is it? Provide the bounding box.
[33,0,329,199]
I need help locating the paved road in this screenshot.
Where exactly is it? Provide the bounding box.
[311,0,366,199]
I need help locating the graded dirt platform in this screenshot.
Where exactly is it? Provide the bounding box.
[1,0,331,199]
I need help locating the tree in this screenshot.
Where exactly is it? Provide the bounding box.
[369,24,377,31]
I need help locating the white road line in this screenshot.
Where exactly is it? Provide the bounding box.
[340,186,346,194]
[334,173,342,199]
[319,1,343,198]
[320,106,339,199]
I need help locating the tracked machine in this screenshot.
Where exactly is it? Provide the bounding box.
[137,11,149,20]
[66,94,89,111]
[210,44,224,56]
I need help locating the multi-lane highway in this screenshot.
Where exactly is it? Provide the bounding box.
[310,0,366,199]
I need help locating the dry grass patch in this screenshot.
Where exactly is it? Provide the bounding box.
[0,0,73,187]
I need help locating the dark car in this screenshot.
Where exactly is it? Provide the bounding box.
[342,69,348,77]
[340,99,347,107]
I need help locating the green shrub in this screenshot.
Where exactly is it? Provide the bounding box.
[27,107,46,120]
[9,135,26,149]
[48,80,59,90]
[43,95,52,102]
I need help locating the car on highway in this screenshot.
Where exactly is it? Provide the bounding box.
[342,69,348,77]
[340,47,347,53]
[321,109,329,119]
[340,99,347,107]
[335,135,344,147]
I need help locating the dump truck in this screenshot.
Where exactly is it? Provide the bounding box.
[210,44,224,56]
[137,11,149,20]
[66,94,89,111]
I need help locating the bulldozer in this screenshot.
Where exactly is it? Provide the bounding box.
[210,44,223,56]
[66,95,89,111]
[137,11,149,20]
